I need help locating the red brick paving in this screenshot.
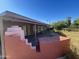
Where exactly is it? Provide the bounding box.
[4,34,70,59]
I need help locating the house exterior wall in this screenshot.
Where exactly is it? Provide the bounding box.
[37,26,40,32]
[27,24,31,35]
[22,24,27,35]
[3,20,47,36]
[37,25,42,32]
[3,20,27,35]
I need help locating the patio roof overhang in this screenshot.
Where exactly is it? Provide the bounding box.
[0,11,48,26]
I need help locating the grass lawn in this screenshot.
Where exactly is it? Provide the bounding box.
[61,30,79,59]
[62,31,79,48]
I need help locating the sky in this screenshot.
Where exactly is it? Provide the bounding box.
[0,0,79,23]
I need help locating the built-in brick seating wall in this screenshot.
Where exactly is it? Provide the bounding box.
[4,26,70,59]
[5,26,34,48]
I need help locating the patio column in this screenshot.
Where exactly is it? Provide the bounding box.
[22,24,27,36]
[27,24,31,35]
[0,17,6,59]
[34,24,37,38]
[34,24,40,52]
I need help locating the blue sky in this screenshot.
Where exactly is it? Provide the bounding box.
[0,0,79,23]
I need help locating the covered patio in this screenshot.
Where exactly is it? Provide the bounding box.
[0,11,49,59]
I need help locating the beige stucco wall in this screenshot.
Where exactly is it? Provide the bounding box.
[3,20,37,36]
[37,25,43,32]
[3,20,27,35]
[22,24,27,35]
[27,24,32,35]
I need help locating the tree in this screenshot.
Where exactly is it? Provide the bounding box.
[70,24,77,28]
[73,18,79,28]
[74,18,79,25]
[65,17,71,27]
[51,21,67,30]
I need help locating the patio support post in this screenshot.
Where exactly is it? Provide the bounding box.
[34,24,37,39]
[34,24,40,52]
[0,16,6,59]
